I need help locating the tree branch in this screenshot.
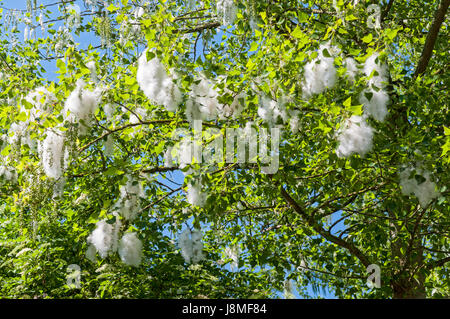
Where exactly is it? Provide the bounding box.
[381,0,395,22]
[271,176,371,268]
[427,256,450,270]
[414,0,450,77]
[180,21,221,33]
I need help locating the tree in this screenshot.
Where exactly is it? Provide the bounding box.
[0,0,448,299]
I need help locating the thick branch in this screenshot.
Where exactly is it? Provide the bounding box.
[180,21,221,33]
[414,0,450,77]
[427,256,450,270]
[273,177,371,268]
[381,0,395,21]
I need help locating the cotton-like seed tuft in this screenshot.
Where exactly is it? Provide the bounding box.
[289,111,300,133]
[86,61,98,83]
[218,91,246,119]
[224,245,240,271]
[87,220,114,259]
[179,229,193,263]
[302,44,338,98]
[111,215,122,253]
[344,57,359,83]
[118,232,143,267]
[104,103,114,120]
[129,107,147,124]
[359,52,390,122]
[52,177,66,198]
[178,228,204,264]
[7,122,27,145]
[115,175,144,221]
[137,51,182,112]
[41,129,65,179]
[187,181,206,207]
[216,0,237,25]
[284,279,295,299]
[173,137,193,168]
[0,165,18,182]
[164,147,175,167]
[359,89,389,122]
[25,87,56,121]
[257,95,288,125]
[184,98,201,122]
[363,52,388,89]
[335,116,374,158]
[134,7,145,19]
[191,76,220,120]
[399,167,439,207]
[64,80,102,132]
[186,75,244,121]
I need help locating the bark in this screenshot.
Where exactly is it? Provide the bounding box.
[392,277,426,299]
[414,0,450,77]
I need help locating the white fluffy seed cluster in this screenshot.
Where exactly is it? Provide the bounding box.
[8,121,29,146]
[257,95,294,127]
[178,228,204,264]
[186,180,206,207]
[118,232,143,267]
[10,78,103,183]
[87,219,115,259]
[137,51,182,112]
[185,75,245,122]
[7,86,71,182]
[359,52,389,122]
[7,87,56,151]
[344,57,359,83]
[54,26,74,53]
[114,175,145,221]
[0,165,18,183]
[63,79,103,132]
[24,87,56,121]
[284,279,295,299]
[335,52,390,158]
[399,167,439,207]
[86,61,98,83]
[224,245,240,271]
[136,49,246,121]
[163,146,175,168]
[335,115,374,158]
[40,130,66,179]
[118,6,144,45]
[87,218,143,267]
[302,44,338,98]
[216,0,237,25]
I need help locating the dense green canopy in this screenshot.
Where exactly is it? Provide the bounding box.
[0,0,448,299]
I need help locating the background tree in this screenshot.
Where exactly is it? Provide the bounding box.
[0,0,448,298]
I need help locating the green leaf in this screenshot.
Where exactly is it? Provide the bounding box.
[298,11,309,23]
[343,97,352,108]
[249,41,259,52]
[106,4,119,12]
[260,12,266,21]
[350,104,363,116]
[362,34,373,43]
[56,59,65,70]
[444,126,450,136]
[17,112,28,122]
[291,26,303,39]
[386,28,399,40]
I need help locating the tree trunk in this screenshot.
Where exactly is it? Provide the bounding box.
[392,278,426,299]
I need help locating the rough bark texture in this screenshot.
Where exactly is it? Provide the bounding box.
[414,0,450,77]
